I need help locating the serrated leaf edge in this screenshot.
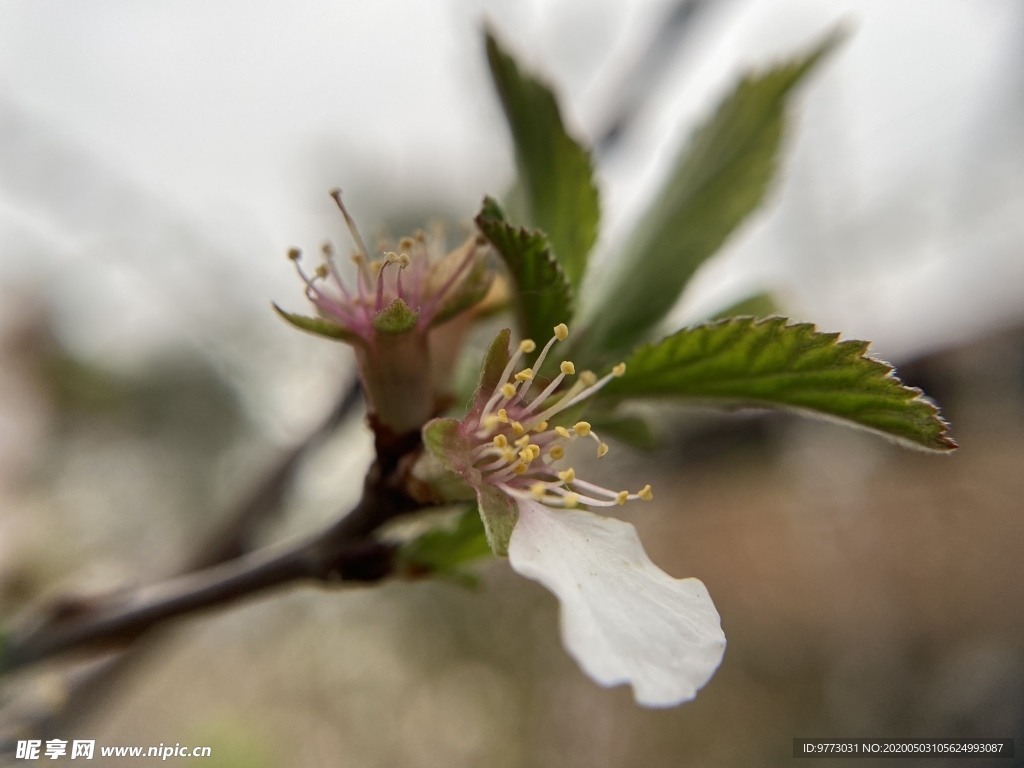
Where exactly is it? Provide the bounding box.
[475,197,576,344]
[608,316,957,453]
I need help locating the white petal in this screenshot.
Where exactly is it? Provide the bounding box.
[507,500,726,707]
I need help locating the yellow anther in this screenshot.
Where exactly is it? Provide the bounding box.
[638,484,653,501]
[511,421,526,436]
[384,251,398,262]
[530,483,547,498]
[519,448,535,463]
[287,247,302,261]
[563,492,579,508]
[580,370,597,386]
[555,426,572,439]
[500,383,516,399]
[528,444,541,460]
[514,435,532,448]
[483,415,501,431]
[321,242,334,255]
[533,421,549,433]
[615,491,629,505]
[502,448,517,462]
[514,368,534,382]
[351,252,365,265]
[549,445,566,460]
[399,236,415,250]
[573,422,592,437]
[314,264,329,279]
[371,260,384,275]
[397,253,411,268]
[612,363,626,377]
[414,229,427,243]
[497,409,509,423]
[493,434,507,448]
[560,361,576,375]
[557,468,576,483]
[519,339,537,353]
[554,323,569,341]
[513,463,528,475]
[597,442,609,458]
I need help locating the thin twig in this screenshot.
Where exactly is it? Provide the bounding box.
[0,381,365,744]
[1,490,390,676]
[0,404,422,678]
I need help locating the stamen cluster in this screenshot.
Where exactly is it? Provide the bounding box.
[288,189,486,341]
[468,324,652,509]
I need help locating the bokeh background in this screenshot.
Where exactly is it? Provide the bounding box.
[1,1,1022,765]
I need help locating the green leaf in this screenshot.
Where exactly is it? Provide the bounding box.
[709,291,780,321]
[601,317,956,452]
[476,483,519,556]
[398,506,493,586]
[272,303,361,344]
[372,297,419,334]
[476,197,573,345]
[485,28,599,290]
[582,33,841,357]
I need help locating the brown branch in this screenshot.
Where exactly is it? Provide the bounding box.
[0,416,424,677]
[0,539,384,673]
[0,381,366,745]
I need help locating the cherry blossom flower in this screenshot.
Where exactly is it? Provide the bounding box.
[424,325,726,706]
[276,190,493,433]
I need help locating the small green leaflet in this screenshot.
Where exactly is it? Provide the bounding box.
[398,506,492,586]
[581,32,842,359]
[475,197,574,347]
[272,304,361,345]
[474,327,513,414]
[485,27,599,291]
[601,317,956,452]
[474,483,519,557]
